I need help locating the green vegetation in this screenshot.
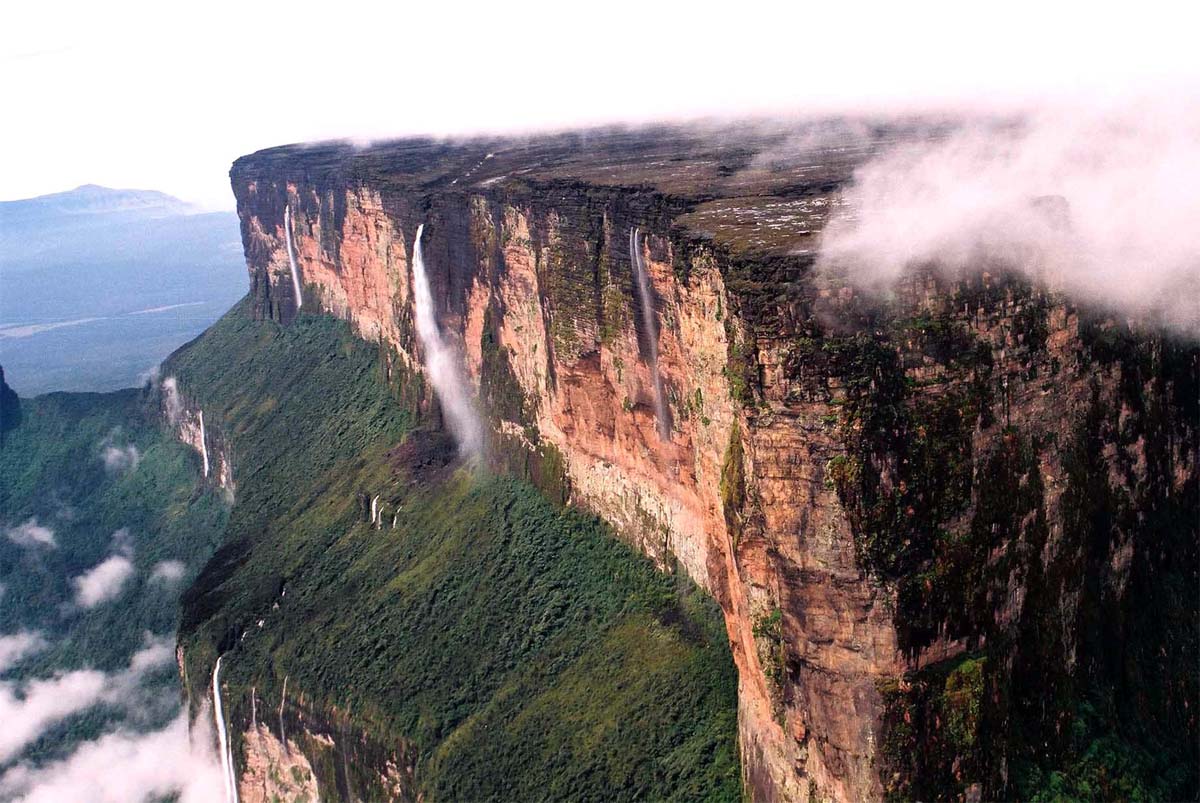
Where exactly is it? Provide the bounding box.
[878,654,988,802]
[168,300,741,801]
[0,373,227,762]
[719,420,746,544]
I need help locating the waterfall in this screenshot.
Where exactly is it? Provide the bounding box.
[283,205,304,310]
[629,227,669,439]
[411,224,483,456]
[198,410,210,478]
[212,656,239,803]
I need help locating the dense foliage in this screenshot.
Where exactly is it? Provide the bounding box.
[168,301,741,801]
[0,372,226,762]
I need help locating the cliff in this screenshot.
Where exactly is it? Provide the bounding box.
[201,124,1196,801]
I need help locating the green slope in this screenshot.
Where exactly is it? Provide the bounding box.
[168,300,741,801]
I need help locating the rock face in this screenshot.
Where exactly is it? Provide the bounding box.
[161,375,235,495]
[223,126,1198,801]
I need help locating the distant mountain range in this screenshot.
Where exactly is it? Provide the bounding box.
[1,183,196,222]
[0,185,246,395]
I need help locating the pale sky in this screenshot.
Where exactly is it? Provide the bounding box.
[3,0,1197,210]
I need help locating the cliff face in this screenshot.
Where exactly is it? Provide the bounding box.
[222,127,1198,801]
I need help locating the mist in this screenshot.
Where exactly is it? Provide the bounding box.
[0,708,223,803]
[816,94,1200,337]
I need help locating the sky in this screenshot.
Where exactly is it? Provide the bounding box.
[3,0,1198,210]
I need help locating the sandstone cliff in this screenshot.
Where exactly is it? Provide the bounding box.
[212,126,1197,801]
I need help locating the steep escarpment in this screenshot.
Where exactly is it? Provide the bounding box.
[215,126,1199,801]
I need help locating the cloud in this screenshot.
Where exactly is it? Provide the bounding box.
[148,560,186,587]
[136,364,161,389]
[161,376,184,425]
[4,519,56,549]
[0,631,48,674]
[100,430,141,474]
[0,318,103,339]
[0,707,223,803]
[72,555,134,608]
[0,633,174,764]
[0,668,109,763]
[817,94,1200,337]
[101,443,141,474]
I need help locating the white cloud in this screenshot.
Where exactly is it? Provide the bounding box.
[100,431,141,474]
[0,631,48,674]
[72,555,134,608]
[0,669,108,763]
[817,94,1200,336]
[0,633,174,764]
[161,377,184,426]
[0,708,224,803]
[102,444,141,474]
[4,519,56,549]
[148,560,186,586]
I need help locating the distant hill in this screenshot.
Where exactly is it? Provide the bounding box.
[0,183,195,223]
[0,185,246,395]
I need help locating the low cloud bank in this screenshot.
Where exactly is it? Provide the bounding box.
[0,707,224,803]
[0,633,222,801]
[72,555,134,608]
[0,634,172,763]
[3,519,56,549]
[101,441,141,472]
[149,560,186,586]
[71,529,135,608]
[817,95,1200,337]
[0,631,47,675]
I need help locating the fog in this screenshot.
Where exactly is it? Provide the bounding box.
[0,708,223,803]
[817,94,1200,336]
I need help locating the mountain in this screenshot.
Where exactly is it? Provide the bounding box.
[0,185,246,395]
[175,124,1191,802]
[0,122,1195,802]
[0,184,195,227]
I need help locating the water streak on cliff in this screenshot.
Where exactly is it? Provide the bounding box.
[212,655,239,803]
[198,409,210,478]
[412,223,483,456]
[630,227,669,439]
[283,205,303,310]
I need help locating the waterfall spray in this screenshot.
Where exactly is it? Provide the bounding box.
[212,656,239,803]
[411,224,483,457]
[629,227,669,439]
[283,205,304,310]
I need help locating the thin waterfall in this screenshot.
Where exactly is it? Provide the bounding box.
[198,410,210,478]
[212,656,239,803]
[630,227,669,439]
[283,205,304,310]
[411,224,483,456]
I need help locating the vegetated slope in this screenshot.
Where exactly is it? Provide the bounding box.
[0,368,227,763]
[168,300,741,801]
